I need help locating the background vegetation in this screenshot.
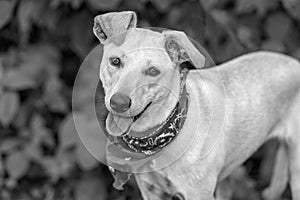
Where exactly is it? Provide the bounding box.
[0,0,300,199]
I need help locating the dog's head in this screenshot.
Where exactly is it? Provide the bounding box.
[93,11,205,136]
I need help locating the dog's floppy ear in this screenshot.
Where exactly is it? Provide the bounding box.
[163,30,205,69]
[93,11,137,44]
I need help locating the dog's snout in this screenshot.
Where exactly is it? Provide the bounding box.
[110,93,131,113]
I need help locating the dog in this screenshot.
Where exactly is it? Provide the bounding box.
[93,11,300,200]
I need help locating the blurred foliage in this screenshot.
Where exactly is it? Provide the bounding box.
[0,0,299,199]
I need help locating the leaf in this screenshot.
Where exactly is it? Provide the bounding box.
[0,59,3,80]
[166,1,206,46]
[73,112,107,170]
[30,113,45,130]
[237,26,256,49]
[121,0,144,11]
[69,10,94,58]
[292,48,300,61]
[72,45,102,111]
[75,174,107,200]
[30,114,55,149]
[200,0,220,10]
[59,114,81,148]
[235,0,279,16]
[86,0,122,10]
[0,0,16,29]
[6,151,30,179]
[35,6,59,30]
[50,0,83,9]
[45,93,68,113]
[261,40,285,53]
[73,111,107,170]
[282,0,300,21]
[0,138,21,153]
[76,142,99,171]
[0,60,3,97]
[43,77,68,113]
[42,149,75,181]
[265,12,292,42]
[24,140,42,161]
[0,91,20,126]
[3,69,37,90]
[17,0,45,43]
[151,0,174,12]
[14,45,59,86]
[211,10,233,27]
[0,86,2,98]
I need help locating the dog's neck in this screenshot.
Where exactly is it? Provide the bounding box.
[135,70,224,198]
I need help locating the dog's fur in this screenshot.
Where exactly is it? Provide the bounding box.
[94,11,300,200]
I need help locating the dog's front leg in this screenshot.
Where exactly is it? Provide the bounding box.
[135,171,219,200]
[215,179,232,200]
[134,173,174,200]
[285,94,300,200]
[288,130,300,199]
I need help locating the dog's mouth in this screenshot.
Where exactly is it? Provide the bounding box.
[133,102,152,122]
[107,101,153,136]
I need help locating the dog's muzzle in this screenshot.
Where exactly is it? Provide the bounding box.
[107,68,189,155]
[110,93,132,113]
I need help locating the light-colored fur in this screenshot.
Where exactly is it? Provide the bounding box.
[94,11,300,200]
[135,52,300,200]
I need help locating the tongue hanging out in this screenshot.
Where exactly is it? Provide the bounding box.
[106,101,153,136]
[106,113,133,136]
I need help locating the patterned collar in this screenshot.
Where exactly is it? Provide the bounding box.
[111,68,189,155]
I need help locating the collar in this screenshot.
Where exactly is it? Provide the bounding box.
[110,68,189,156]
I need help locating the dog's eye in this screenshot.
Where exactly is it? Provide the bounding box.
[109,57,121,67]
[145,67,160,76]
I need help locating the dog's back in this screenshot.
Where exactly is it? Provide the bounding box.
[199,51,300,199]
[203,51,300,177]
[184,51,300,199]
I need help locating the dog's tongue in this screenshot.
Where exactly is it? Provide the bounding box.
[107,113,133,136]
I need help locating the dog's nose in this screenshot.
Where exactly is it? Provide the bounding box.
[110,93,131,113]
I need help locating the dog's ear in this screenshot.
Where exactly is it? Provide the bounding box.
[93,11,137,44]
[163,30,205,69]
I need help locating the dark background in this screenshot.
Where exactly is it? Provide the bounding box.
[0,0,300,199]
